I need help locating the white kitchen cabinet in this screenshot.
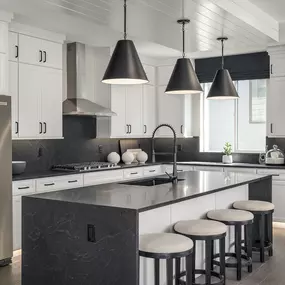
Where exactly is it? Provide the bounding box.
[270,54,285,77]
[18,34,62,69]
[126,85,143,137]
[12,179,36,196]
[163,164,194,173]
[0,22,8,54]
[18,63,62,139]
[224,167,257,174]
[111,86,128,137]
[0,53,8,95]
[157,86,185,137]
[36,174,83,193]
[41,68,63,138]
[9,61,19,138]
[157,65,173,86]
[18,63,41,138]
[142,85,156,137]
[84,170,124,186]
[193,166,224,172]
[272,180,285,222]
[13,195,22,250]
[8,31,18,62]
[267,77,285,137]
[123,167,144,180]
[143,165,163,177]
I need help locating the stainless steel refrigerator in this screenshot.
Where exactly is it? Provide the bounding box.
[0,95,12,266]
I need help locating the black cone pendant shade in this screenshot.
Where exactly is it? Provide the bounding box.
[165,19,203,94]
[165,58,203,94]
[102,0,148,85]
[102,39,148,85]
[207,37,239,99]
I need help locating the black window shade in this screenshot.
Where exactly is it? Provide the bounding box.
[195,52,270,83]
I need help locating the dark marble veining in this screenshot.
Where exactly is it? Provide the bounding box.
[29,171,271,212]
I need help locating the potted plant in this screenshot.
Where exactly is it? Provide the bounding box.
[222,142,233,164]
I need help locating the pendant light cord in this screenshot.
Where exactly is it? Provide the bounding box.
[182,22,185,58]
[124,0,127,40]
[221,38,224,69]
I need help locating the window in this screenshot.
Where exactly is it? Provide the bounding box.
[200,79,267,153]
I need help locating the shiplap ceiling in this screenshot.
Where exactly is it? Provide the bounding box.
[0,0,282,57]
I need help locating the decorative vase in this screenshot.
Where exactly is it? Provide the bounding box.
[107,152,120,165]
[136,151,148,164]
[122,151,134,165]
[222,155,233,164]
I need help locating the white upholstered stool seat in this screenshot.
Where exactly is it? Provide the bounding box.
[174,219,227,236]
[139,233,193,254]
[207,209,254,223]
[233,200,275,212]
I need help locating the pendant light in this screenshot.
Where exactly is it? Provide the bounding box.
[102,0,148,85]
[207,37,239,99]
[165,18,203,94]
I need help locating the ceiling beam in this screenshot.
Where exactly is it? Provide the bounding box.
[209,0,279,42]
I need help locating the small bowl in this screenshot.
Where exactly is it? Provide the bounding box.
[12,161,27,175]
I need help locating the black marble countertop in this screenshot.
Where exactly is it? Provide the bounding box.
[28,171,271,212]
[12,163,161,181]
[177,161,285,169]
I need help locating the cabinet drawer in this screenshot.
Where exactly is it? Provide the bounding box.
[193,166,224,172]
[256,169,285,181]
[143,166,162,177]
[36,174,83,192]
[84,170,124,186]
[224,167,257,174]
[123,168,144,179]
[13,179,36,196]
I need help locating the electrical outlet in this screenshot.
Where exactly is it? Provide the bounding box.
[178,144,182,151]
[38,147,43,157]
[87,224,96,243]
[98,145,103,154]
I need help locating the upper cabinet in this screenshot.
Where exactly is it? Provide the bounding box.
[269,53,285,78]
[8,29,64,139]
[9,34,62,69]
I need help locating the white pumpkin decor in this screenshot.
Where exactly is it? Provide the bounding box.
[136,151,148,164]
[107,152,120,165]
[122,151,134,165]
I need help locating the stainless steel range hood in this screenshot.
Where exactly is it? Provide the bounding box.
[64,42,116,117]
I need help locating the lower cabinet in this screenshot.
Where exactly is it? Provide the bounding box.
[272,180,285,222]
[13,196,22,250]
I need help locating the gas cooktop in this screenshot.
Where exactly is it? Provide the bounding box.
[51,162,120,172]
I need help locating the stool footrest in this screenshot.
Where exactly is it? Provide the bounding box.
[213,252,252,268]
[241,239,273,252]
[179,269,224,285]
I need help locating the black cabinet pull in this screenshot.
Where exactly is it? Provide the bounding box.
[270,64,273,74]
[126,124,129,134]
[130,172,138,175]
[43,51,47,63]
[271,123,273,133]
[181,125,183,134]
[15,121,19,134]
[68,180,78,183]
[18,186,30,190]
[15,45,19,59]
[43,122,47,134]
[149,170,156,173]
[44,183,55,187]
[144,125,147,134]
[39,122,43,134]
[129,124,132,134]
[39,50,43,62]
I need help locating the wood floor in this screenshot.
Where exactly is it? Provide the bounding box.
[1,226,285,285]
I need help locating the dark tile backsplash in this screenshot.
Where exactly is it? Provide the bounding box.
[266,137,285,152]
[13,116,263,173]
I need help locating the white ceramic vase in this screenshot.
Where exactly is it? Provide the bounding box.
[222,155,233,164]
[107,152,120,165]
[122,151,134,165]
[136,151,148,164]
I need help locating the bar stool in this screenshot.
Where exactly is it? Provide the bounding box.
[174,219,227,285]
[233,200,274,263]
[207,209,254,281]
[139,233,194,285]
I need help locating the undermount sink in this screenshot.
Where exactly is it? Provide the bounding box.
[121,177,185,187]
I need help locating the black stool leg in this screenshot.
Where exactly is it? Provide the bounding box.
[259,214,265,263]
[244,225,248,253]
[210,239,214,271]
[246,224,253,273]
[235,224,242,281]
[220,236,226,285]
[175,258,180,285]
[155,259,160,285]
[167,259,173,285]
[192,241,196,284]
[205,239,212,284]
[186,254,193,285]
[267,213,273,257]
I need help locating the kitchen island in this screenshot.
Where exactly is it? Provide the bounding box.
[22,170,272,285]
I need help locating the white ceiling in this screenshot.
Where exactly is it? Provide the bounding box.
[250,0,285,22]
[0,0,282,58]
